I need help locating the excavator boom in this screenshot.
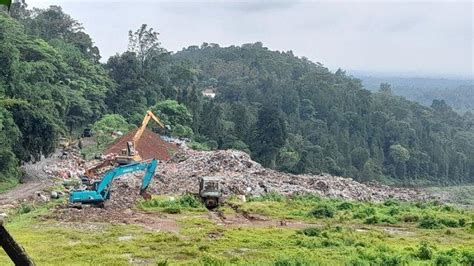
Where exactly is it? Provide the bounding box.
[132,111,165,147]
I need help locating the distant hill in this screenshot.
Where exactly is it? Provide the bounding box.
[357,76,474,113]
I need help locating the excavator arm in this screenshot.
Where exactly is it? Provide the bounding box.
[132,111,165,148]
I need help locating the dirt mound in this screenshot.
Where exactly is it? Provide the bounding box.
[104,128,177,161]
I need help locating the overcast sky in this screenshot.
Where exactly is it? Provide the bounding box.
[27,0,473,79]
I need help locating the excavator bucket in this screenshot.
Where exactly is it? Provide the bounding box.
[139,189,152,200]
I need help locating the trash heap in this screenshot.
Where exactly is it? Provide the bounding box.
[155,149,430,202]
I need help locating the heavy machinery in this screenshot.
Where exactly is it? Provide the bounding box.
[82,127,94,138]
[116,111,165,164]
[199,176,222,209]
[70,159,158,207]
[83,157,116,178]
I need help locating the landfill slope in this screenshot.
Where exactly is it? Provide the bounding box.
[49,148,433,223]
[104,128,177,161]
[155,149,430,202]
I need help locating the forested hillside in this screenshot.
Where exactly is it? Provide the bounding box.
[171,44,474,185]
[0,6,112,185]
[360,76,474,113]
[1,5,474,187]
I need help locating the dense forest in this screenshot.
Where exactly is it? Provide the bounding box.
[360,76,474,113]
[1,4,473,187]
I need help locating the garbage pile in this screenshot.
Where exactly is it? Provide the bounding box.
[43,155,84,180]
[155,149,431,202]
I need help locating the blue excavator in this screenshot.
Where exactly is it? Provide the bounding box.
[69,159,158,207]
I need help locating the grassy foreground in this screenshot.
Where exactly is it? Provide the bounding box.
[0,194,473,265]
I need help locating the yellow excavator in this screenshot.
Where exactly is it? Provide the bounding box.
[116,111,165,164]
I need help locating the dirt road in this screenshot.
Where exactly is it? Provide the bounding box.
[0,151,62,208]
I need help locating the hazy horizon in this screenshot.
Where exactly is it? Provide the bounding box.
[28,0,473,79]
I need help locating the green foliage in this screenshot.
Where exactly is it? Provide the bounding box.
[308,204,335,218]
[248,192,285,202]
[172,43,474,184]
[435,254,454,266]
[418,216,443,229]
[415,242,434,260]
[353,207,376,219]
[138,194,205,213]
[92,114,132,147]
[151,100,193,137]
[298,227,322,237]
[460,250,474,265]
[364,215,380,225]
[337,202,354,210]
[17,202,34,214]
[188,140,213,151]
[0,10,112,183]
[273,256,313,266]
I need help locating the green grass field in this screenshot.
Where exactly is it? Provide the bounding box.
[0,193,473,265]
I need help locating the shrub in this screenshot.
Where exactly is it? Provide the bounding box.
[415,202,428,209]
[337,202,354,210]
[418,216,443,229]
[380,254,407,266]
[320,239,340,247]
[348,258,369,266]
[260,192,285,202]
[383,199,399,206]
[163,206,181,214]
[18,203,33,214]
[156,259,168,266]
[364,215,380,225]
[353,207,376,219]
[200,254,225,266]
[308,205,335,218]
[402,214,419,223]
[299,227,322,237]
[274,256,313,266]
[139,194,203,211]
[380,216,398,224]
[434,254,454,266]
[460,250,474,265]
[415,242,434,260]
[441,205,454,212]
[387,207,400,216]
[458,218,466,227]
[178,194,202,208]
[291,193,321,203]
[439,218,460,228]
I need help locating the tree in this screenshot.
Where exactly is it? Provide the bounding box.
[252,105,287,168]
[128,24,166,72]
[151,100,193,138]
[379,83,392,95]
[92,114,133,147]
[351,147,369,170]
